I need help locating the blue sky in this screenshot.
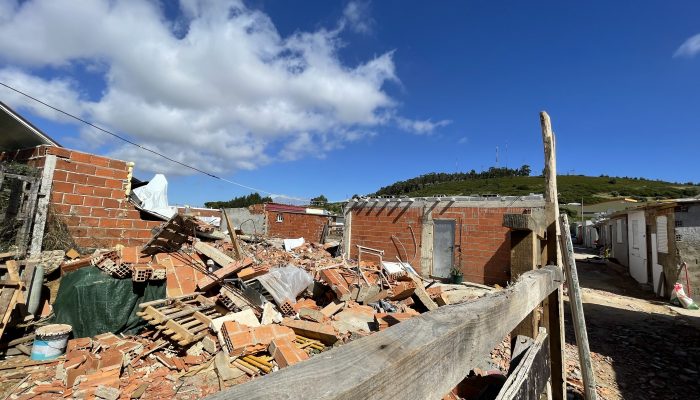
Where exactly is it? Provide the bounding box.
[1,1,700,206]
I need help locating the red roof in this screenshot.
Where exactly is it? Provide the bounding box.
[264,203,307,213]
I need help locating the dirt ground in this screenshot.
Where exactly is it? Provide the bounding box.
[563,247,700,400]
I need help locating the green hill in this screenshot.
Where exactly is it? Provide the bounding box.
[371,171,699,205]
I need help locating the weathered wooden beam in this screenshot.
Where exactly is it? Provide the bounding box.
[206,266,564,400]
[222,209,243,261]
[503,211,546,239]
[540,111,566,400]
[495,328,550,400]
[193,241,235,268]
[559,214,597,400]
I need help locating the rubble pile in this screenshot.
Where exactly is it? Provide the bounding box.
[0,213,495,399]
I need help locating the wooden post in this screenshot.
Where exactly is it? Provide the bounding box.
[541,111,566,400]
[222,209,243,261]
[29,155,56,258]
[560,214,597,400]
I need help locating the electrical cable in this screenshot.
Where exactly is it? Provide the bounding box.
[0,80,310,202]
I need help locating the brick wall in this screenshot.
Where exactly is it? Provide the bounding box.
[349,206,423,266]
[266,211,330,243]
[177,207,221,219]
[434,206,522,285]
[348,205,526,285]
[1,145,162,249]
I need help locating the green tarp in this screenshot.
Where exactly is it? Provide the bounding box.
[52,266,165,338]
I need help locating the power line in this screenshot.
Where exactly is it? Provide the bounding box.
[0,80,309,201]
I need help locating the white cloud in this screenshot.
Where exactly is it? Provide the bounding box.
[675,33,700,57]
[0,0,447,175]
[395,116,452,134]
[457,136,468,145]
[342,1,374,35]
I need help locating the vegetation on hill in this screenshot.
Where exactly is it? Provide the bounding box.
[204,193,272,209]
[371,167,699,205]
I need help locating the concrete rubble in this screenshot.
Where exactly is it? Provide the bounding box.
[0,213,496,399]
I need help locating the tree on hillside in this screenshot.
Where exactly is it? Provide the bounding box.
[311,195,328,205]
[519,165,531,176]
[204,193,273,209]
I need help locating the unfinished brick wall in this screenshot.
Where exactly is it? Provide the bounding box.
[434,206,522,285]
[349,206,423,267]
[266,211,330,243]
[347,204,529,285]
[1,145,162,249]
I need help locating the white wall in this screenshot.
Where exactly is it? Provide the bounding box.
[627,210,648,284]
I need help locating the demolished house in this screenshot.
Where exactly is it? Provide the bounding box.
[221,202,336,244]
[343,195,545,285]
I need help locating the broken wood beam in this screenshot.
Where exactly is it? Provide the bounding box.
[559,214,597,400]
[222,209,243,261]
[495,328,550,400]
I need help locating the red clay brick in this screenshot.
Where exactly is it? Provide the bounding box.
[104,179,123,189]
[86,176,107,187]
[70,206,92,217]
[102,198,120,208]
[52,181,74,194]
[74,184,94,195]
[53,170,68,182]
[63,194,84,205]
[66,172,89,185]
[84,197,103,207]
[46,146,71,158]
[75,164,96,175]
[89,155,110,168]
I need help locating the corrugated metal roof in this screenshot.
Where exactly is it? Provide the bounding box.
[0,101,61,152]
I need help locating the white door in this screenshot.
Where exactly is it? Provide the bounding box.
[627,211,647,284]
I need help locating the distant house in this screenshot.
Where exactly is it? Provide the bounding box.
[342,195,545,285]
[597,212,629,268]
[221,203,333,243]
[597,199,700,302]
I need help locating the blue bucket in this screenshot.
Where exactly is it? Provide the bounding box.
[31,324,72,360]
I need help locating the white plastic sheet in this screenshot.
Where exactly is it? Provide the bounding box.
[283,237,305,251]
[257,264,313,306]
[132,174,178,218]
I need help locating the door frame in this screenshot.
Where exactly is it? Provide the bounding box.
[432,219,456,279]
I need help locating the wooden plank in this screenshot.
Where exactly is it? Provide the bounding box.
[193,241,235,268]
[540,111,566,400]
[495,328,550,400]
[208,266,564,400]
[559,214,597,400]
[222,209,243,261]
[29,155,56,258]
[5,261,24,305]
[15,177,40,256]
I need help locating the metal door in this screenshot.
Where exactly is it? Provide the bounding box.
[433,220,456,278]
